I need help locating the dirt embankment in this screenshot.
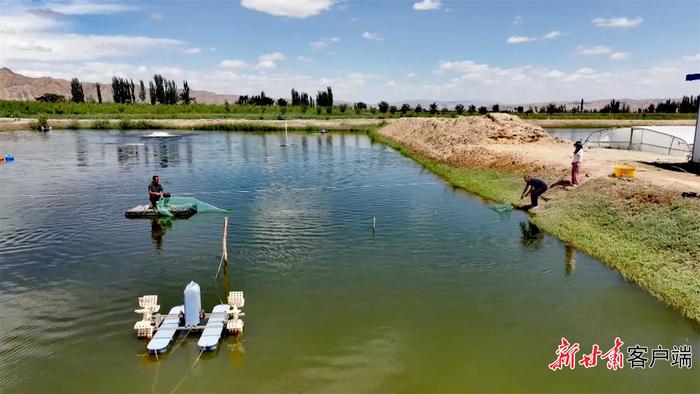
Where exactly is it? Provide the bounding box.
[379,114,699,192]
[379,113,565,177]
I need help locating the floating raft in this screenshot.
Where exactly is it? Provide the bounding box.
[147,305,184,354]
[124,204,196,219]
[198,304,230,351]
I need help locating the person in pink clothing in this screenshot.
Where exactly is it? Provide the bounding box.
[571,141,583,186]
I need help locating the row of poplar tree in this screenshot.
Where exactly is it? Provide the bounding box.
[69,75,193,105]
[237,87,335,108]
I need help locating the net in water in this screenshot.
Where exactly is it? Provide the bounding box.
[156,197,228,217]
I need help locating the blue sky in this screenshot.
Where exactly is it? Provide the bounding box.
[1,0,699,103]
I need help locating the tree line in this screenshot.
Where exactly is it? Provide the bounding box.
[57,75,193,105]
[42,78,700,115]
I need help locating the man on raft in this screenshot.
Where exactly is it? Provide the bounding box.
[148,175,170,209]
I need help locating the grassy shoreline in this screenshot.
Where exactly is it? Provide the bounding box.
[0,115,694,132]
[0,118,385,133]
[368,128,700,322]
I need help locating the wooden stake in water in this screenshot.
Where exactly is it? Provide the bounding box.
[216,217,229,279]
[372,216,376,237]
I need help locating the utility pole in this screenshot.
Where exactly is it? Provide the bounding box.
[686,74,700,163]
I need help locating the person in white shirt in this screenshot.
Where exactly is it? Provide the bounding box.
[571,141,583,186]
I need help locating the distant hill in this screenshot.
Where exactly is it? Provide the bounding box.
[0,67,238,105]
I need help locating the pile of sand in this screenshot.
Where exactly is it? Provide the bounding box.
[379,114,553,167]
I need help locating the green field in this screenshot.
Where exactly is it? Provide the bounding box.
[1,100,695,120]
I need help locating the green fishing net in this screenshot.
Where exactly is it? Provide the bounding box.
[156,197,228,217]
[490,204,513,213]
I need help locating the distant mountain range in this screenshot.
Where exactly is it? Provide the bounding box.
[0,67,686,110]
[0,67,238,105]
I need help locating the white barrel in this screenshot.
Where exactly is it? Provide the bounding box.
[183,281,201,326]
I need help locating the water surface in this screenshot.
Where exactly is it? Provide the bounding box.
[0,130,698,393]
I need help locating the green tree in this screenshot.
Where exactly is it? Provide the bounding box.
[148,81,156,105]
[491,104,500,112]
[478,106,488,115]
[389,105,397,115]
[139,80,146,102]
[455,104,465,115]
[468,104,476,113]
[95,83,102,104]
[180,80,192,104]
[36,93,65,103]
[338,103,348,113]
[415,104,423,114]
[129,79,136,104]
[516,106,524,113]
[400,103,411,114]
[429,102,438,114]
[316,86,334,107]
[224,100,230,112]
[70,78,85,103]
[378,101,389,113]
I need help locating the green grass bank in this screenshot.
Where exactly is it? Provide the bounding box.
[369,128,700,322]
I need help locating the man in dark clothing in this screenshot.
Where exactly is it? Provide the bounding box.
[148,175,165,209]
[521,175,548,209]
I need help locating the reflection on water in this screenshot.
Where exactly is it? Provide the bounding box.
[519,220,544,249]
[0,130,698,393]
[566,243,576,276]
[150,218,172,250]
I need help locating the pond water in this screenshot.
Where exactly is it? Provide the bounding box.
[0,130,698,393]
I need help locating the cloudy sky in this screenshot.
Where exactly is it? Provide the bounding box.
[1,0,699,103]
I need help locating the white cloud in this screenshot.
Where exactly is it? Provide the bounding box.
[406,72,416,78]
[362,31,383,41]
[506,30,561,44]
[310,36,340,50]
[579,45,613,55]
[682,54,700,62]
[592,17,643,28]
[507,35,536,44]
[610,51,630,60]
[296,55,315,63]
[44,1,136,15]
[1,33,185,62]
[513,15,523,24]
[219,52,287,70]
[183,47,202,55]
[0,5,188,63]
[220,59,251,69]
[543,31,560,39]
[150,12,163,20]
[240,0,334,18]
[507,31,560,44]
[431,57,695,102]
[259,52,286,62]
[412,0,442,11]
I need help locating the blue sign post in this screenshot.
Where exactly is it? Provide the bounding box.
[686,74,700,163]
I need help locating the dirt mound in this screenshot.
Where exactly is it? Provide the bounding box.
[379,114,552,167]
